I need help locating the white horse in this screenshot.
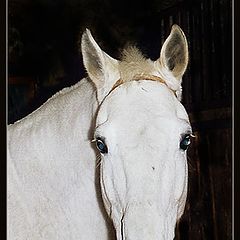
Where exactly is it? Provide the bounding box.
[8,24,191,240]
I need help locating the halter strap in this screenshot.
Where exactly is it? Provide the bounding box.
[110,74,177,97]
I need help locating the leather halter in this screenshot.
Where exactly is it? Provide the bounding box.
[110,74,177,97]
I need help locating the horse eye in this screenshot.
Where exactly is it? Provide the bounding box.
[96,138,108,154]
[180,134,191,151]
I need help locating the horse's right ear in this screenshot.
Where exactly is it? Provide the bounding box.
[81,29,119,102]
[157,25,189,81]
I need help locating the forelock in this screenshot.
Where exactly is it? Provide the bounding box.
[119,46,155,83]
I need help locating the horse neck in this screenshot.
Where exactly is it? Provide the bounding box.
[8,78,99,187]
[8,79,115,239]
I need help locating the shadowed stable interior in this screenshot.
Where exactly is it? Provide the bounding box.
[8,0,232,239]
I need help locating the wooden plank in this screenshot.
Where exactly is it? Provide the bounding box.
[189,107,231,123]
[209,129,232,239]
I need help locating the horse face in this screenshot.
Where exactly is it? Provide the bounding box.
[94,80,191,239]
[81,24,190,239]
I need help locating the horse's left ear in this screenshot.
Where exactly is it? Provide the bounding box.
[81,29,119,102]
[157,24,189,81]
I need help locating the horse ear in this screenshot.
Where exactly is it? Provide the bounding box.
[81,29,119,102]
[157,25,188,80]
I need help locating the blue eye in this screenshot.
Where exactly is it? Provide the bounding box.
[96,138,108,154]
[180,134,191,151]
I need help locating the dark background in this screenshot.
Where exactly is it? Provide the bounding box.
[8,0,232,239]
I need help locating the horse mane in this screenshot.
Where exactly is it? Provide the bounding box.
[119,46,156,83]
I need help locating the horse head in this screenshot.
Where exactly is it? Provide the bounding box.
[81,25,191,240]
